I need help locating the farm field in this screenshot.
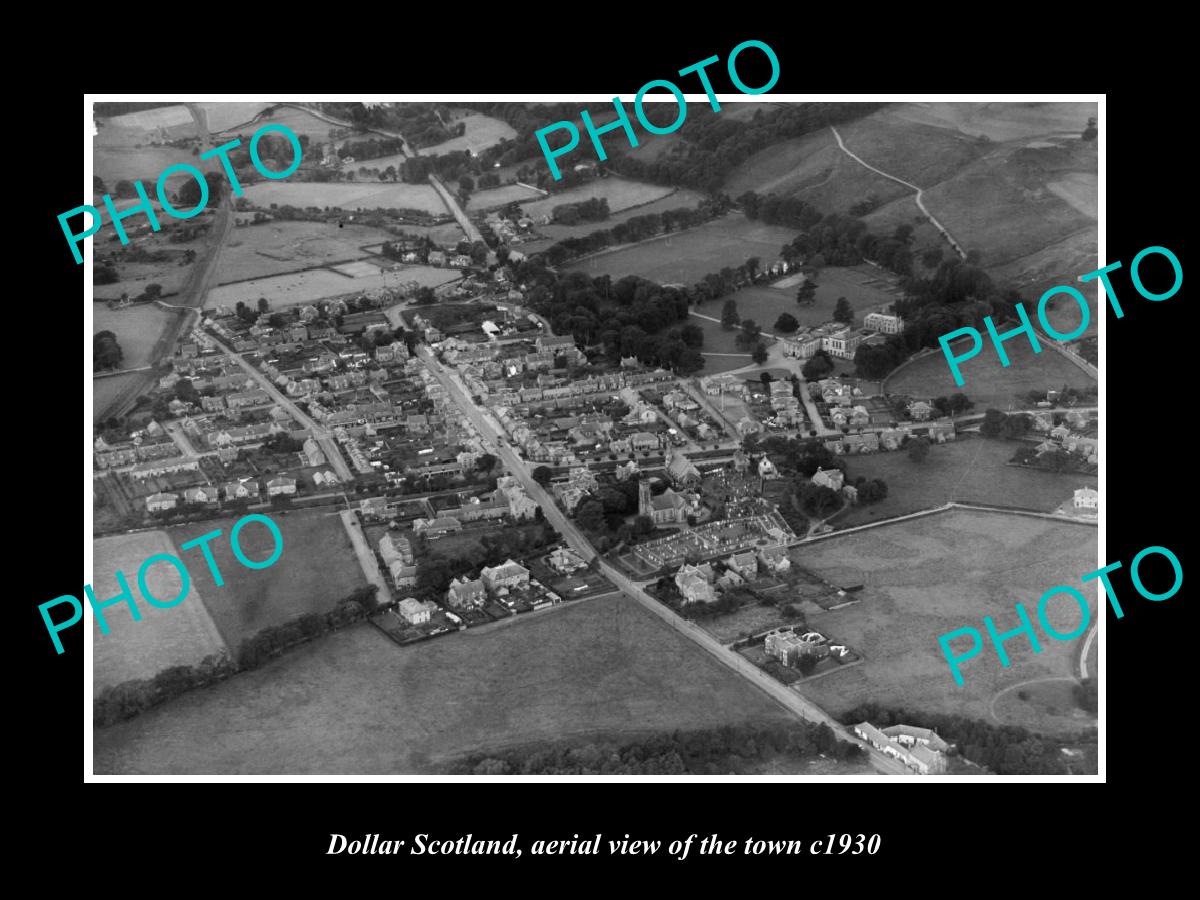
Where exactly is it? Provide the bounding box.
[889,101,1096,142]
[565,214,797,284]
[795,509,1096,731]
[422,111,516,156]
[218,105,344,142]
[241,181,446,213]
[833,434,1099,528]
[534,187,708,242]
[205,264,459,309]
[94,374,142,423]
[101,104,196,140]
[215,221,399,284]
[885,337,1096,411]
[92,530,229,692]
[94,257,190,302]
[94,144,212,195]
[93,302,175,369]
[166,509,367,652]
[196,101,275,133]
[991,677,1094,735]
[469,183,546,209]
[520,177,676,220]
[92,593,795,774]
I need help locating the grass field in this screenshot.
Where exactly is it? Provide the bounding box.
[889,101,1096,142]
[215,221,399,284]
[93,302,175,369]
[531,187,709,243]
[94,256,190,303]
[241,181,446,213]
[93,593,795,774]
[220,105,344,142]
[166,509,367,652]
[834,435,1099,528]
[101,105,195,140]
[197,101,276,133]
[94,374,143,423]
[469,183,547,209]
[885,338,1096,410]
[991,677,1094,735]
[565,214,797,284]
[520,177,676,220]
[795,509,1096,730]
[204,263,459,309]
[92,530,229,692]
[422,111,516,156]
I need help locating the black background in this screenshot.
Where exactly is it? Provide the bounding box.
[21,21,1189,882]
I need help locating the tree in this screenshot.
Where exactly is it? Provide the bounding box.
[857,478,888,503]
[575,500,606,532]
[633,515,655,535]
[760,372,773,386]
[531,466,554,486]
[257,297,270,314]
[833,297,853,324]
[141,283,163,301]
[801,350,834,380]
[94,175,107,194]
[751,343,769,365]
[979,408,1007,438]
[795,280,817,305]
[93,331,124,371]
[382,165,397,182]
[921,246,944,269]
[908,436,930,463]
[459,175,475,192]
[469,241,489,265]
[476,453,497,472]
[774,312,799,333]
[721,300,740,330]
[1082,117,1097,142]
[114,179,138,198]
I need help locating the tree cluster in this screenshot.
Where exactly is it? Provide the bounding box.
[448,719,864,775]
[980,409,1033,439]
[237,591,375,669]
[537,196,733,267]
[94,331,124,371]
[551,197,610,225]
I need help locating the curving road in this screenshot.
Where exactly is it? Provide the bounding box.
[830,125,966,261]
[417,344,913,776]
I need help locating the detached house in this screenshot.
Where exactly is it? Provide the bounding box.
[446,576,487,609]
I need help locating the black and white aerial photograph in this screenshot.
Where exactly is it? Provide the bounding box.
[85,96,1101,778]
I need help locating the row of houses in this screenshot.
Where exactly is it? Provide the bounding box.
[143,475,299,512]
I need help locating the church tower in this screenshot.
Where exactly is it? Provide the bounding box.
[638,479,652,517]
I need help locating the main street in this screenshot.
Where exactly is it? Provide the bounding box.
[207,333,354,483]
[417,344,912,776]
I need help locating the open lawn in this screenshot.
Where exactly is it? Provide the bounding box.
[520,177,676,220]
[205,264,459,309]
[93,302,175,369]
[795,509,1097,730]
[166,508,367,652]
[241,181,446,214]
[423,111,516,156]
[885,338,1096,410]
[92,530,229,692]
[215,221,399,284]
[93,593,794,774]
[834,435,1099,527]
[565,214,796,284]
[535,187,708,242]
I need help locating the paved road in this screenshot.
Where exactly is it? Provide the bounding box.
[419,344,912,776]
[206,332,354,483]
[1079,622,1097,680]
[428,174,486,245]
[830,125,966,261]
[339,509,395,607]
